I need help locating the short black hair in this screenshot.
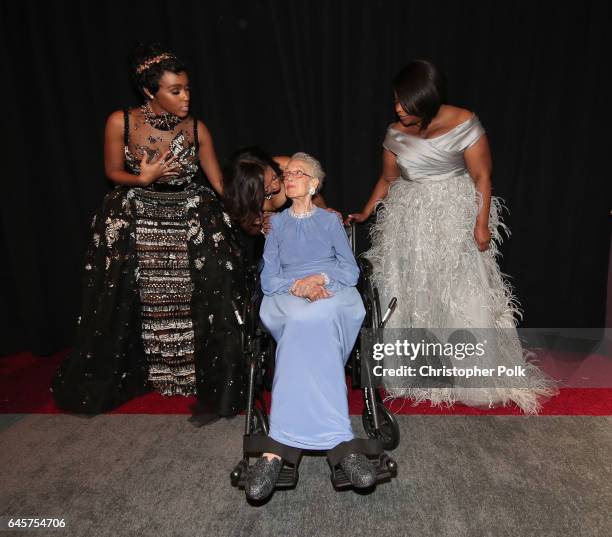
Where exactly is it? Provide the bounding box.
[129,43,187,98]
[222,147,281,230]
[393,60,447,130]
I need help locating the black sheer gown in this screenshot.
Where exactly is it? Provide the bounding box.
[51,107,246,415]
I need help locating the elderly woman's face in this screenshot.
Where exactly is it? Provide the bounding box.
[283,160,318,199]
[263,165,281,196]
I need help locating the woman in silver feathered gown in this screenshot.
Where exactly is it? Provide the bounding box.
[349,61,557,413]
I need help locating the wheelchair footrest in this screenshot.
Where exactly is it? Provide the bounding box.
[274,466,300,488]
[330,453,398,489]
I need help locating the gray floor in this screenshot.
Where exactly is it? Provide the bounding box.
[1,414,611,537]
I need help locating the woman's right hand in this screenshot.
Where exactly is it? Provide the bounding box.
[291,280,332,301]
[138,150,180,186]
[344,210,371,225]
[261,211,276,235]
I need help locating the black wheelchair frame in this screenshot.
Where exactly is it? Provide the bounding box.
[230,222,398,492]
[347,223,400,451]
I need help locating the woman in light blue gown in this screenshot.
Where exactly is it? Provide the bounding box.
[244,152,376,501]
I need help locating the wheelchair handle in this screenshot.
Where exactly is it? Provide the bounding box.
[380,297,397,327]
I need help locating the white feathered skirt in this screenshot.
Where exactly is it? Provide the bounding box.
[366,173,557,413]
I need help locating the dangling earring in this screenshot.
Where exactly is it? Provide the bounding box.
[309,187,316,196]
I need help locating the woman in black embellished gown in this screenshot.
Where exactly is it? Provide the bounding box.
[52,45,246,416]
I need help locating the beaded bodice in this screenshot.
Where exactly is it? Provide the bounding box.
[123,108,200,186]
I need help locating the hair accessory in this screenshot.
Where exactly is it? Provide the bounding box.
[136,53,176,74]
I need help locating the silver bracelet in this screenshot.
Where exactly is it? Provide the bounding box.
[320,272,330,286]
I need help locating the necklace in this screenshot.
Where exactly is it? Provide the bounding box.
[141,101,182,131]
[289,205,316,219]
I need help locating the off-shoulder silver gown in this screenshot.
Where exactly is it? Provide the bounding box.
[367,115,556,413]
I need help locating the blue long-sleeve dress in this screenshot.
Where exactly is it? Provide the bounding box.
[259,206,366,450]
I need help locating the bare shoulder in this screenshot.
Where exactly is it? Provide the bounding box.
[387,121,412,137]
[196,119,214,142]
[195,118,209,132]
[106,109,125,129]
[441,104,474,126]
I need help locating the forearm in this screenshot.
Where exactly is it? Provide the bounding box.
[261,224,294,294]
[206,171,224,196]
[262,275,295,295]
[473,174,492,229]
[106,169,148,187]
[197,121,224,196]
[361,176,393,216]
[321,266,359,288]
[323,220,361,287]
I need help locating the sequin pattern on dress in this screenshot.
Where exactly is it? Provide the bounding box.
[133,189,197,396]
[51,107,247,415]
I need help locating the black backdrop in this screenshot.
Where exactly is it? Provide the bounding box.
[1,0,610,356]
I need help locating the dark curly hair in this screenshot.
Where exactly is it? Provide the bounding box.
[393,60,447,130]
[128,43,187,98]
[223,147,282,231]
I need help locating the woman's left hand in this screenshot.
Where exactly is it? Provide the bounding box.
[474,226,491,251]
[290,279,310,297]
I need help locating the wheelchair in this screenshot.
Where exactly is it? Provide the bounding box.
[347,223,400,452]
[230,223,399,494]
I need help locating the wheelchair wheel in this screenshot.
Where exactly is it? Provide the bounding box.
[362,401,400,451]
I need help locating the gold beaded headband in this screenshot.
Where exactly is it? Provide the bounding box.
[135,53,176,74]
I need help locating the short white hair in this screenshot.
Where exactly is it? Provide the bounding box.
[289,152,326,193]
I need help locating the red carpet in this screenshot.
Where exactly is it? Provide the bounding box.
[1,351,611,415]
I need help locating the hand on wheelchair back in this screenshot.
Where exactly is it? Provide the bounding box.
[344,211,370,225]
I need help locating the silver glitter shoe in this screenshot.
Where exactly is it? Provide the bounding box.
[339,453,377,489]
[245,457,283,501]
